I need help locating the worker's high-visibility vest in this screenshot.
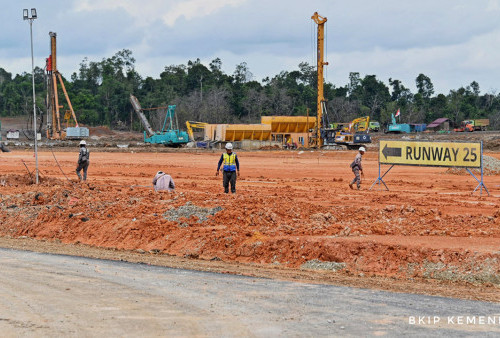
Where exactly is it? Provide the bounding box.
[223,153,237,171]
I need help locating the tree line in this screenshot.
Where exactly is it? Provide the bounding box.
[0,49,499,130]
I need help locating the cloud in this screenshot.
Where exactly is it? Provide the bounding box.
[161,0,247,26]
[329,27,500,94]
[329,0,500,52]
[73,0,247,27]
[1,0,500,95]
[487,0,500,11]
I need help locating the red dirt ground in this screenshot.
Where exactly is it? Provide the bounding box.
[1,148,500,288]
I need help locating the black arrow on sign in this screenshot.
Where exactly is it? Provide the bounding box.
[382,144,402,160]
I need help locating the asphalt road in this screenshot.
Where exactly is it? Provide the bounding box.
[1,248,499,337]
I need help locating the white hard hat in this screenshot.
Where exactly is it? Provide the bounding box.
[225,143,233,150]
[157,171,164,175]
[79,140,86,146]
[359,146,366,152]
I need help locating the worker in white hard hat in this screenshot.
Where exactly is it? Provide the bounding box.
[349,146,365,190]
[216,142,240,193]
[76,140,90,181]
[152,171,175,192]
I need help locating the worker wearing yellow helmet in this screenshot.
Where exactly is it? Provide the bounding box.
[216,143,240,193]
[349,146,365,190]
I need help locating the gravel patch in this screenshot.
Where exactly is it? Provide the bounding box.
[164,202,222,224]
[301,259,346,271]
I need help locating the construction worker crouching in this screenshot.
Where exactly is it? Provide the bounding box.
[76,140,90,181]
[216,143,240,193]
[153,171,175,192]
[349,146,365,190]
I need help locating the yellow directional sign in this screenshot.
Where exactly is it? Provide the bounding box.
[379,140,482,168]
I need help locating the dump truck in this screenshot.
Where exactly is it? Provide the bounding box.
[454,119,489,132]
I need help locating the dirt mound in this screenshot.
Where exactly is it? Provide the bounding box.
[87,126,143,141]
[483,137,500,151]
[88,126,112,137]
[0,173,65,186]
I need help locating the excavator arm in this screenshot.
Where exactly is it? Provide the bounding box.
[349,116,370,133]
[186,121,208,142]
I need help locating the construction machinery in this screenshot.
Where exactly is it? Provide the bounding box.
[45,32,88,140]
[454,119,489,132]
[343,116,370,133]
[454,122,474,132]
[368,121,380,132]
[311,12,370,149]
[186,121,215,148]
[311,12,328,147]
[386,113,411,133]
[322,116,371,149]
[130,95,189,146]
[185,121,208,142]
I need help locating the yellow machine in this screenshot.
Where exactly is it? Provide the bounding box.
[341,116,370,133]
[45,32,88,139]
[185,121,208,142]
[311,12,370,149]
[321,116,371,149]
[334,116,371,147]
[311,12,328,147]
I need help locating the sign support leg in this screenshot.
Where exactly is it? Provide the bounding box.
[467,168,489,196]
[370,164,393,191]
[467,142,489,196]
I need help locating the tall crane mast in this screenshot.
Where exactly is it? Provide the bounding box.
[311,12,328,147]
[45,31,80,139]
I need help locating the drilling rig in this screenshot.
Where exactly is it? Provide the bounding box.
[311,12,371,149]
[45,32,88,140]
[311,12,328,148]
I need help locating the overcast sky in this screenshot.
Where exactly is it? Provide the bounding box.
[3,0,500,95]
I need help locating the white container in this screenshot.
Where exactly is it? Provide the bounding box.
[6,130,19,139]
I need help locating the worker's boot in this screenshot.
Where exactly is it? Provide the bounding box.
[349,182,353,189]
[77,173,82,181]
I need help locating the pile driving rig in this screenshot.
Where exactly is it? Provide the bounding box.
[45,32,88,139]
